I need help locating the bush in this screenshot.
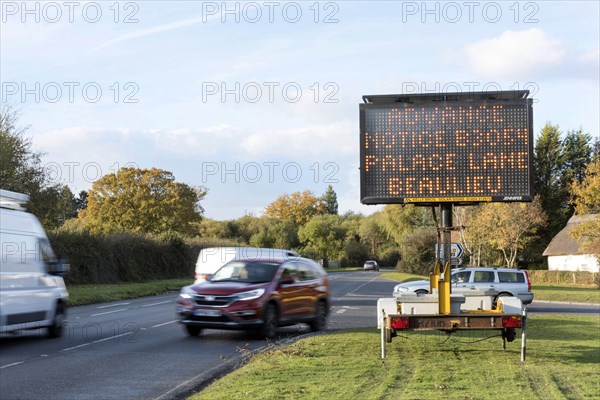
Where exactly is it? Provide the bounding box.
[378,248,401,269]
[396,228,437,276]
[527,270,599,286]
[48,231,239,285]
[341,239,369,267]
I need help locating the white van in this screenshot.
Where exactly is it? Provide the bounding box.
[0,189,70,338]
[194,247,300,283]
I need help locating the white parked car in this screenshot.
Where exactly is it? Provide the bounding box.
[0,190,70,338]
[393,267,534,305]
[194,247,300,283]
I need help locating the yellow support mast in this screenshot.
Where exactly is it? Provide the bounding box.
[438,262,451,314]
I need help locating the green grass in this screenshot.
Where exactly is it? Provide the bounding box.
[193,315,600,400]
[380,272,427,283]
[381,272,599,304]
[532,285,600,304]
[66,278,191,306]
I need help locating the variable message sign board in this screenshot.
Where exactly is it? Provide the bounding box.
[360,91,534,204]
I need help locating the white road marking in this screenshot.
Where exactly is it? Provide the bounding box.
[151,320,178,328]
[142,300,172,308]
[336,309,347,314]
[96,303,130,309]
[0,362,24,370]
[334,276,380,303]
[90,308,128,317]
[62,332,134,352]
[62,342,91,352]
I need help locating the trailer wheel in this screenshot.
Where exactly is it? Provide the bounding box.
[503,328,516,342]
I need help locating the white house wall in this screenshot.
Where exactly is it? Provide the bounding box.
[548,255,600,273]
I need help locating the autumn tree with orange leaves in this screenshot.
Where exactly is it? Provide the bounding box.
[263,190,326,225]
[80,167,205,236]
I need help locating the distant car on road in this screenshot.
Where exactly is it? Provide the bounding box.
[178,256,330,339]
[364,260,379,271]
[392,266,533,305]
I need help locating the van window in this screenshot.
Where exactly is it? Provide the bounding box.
[39,238,57,264]
[498,271,525,283]
[473,271,495,283]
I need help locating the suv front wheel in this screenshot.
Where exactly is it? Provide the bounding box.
[260,303,279,339]
[309,301,328,332]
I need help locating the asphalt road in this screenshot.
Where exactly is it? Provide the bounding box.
[0,271,597,400]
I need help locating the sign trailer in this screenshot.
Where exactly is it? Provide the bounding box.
[362,91,533,361]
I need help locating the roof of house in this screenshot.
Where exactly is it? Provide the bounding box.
[543,214,599,256]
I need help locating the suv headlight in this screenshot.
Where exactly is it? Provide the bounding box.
[236,289,265,301]
[394,286,409,293]
[179,286,195,299]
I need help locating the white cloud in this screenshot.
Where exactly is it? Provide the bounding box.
[240,121,356,158]
[465,28,566,78]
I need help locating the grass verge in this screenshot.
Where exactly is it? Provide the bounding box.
[66,278,191,306]
[382,272,599,304]
[380,272,427,282]
[532,285,600,304]
[193,315,600,400]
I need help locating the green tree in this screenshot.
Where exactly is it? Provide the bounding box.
[534,123,566,215]
[75,190,88,213]
[0,106,77,228]
[322,184,338,215]
[396,228,438,275]
[571,158,600,214]
[570,159,600,258]
[378,205,433,246]
[0,106,43,192]
[571,157,600,260]
[80,167,205,236]
[248,217,299,249]
[298,214,346,268]
[263,190,325,225]
[199,218,235,240]
[473,198,547,267]
[358,214,387,257]
[563,129,593,185]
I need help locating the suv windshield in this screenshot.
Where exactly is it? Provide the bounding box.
[210,261,280,284]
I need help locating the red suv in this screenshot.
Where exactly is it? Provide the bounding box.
[177,256,330,338]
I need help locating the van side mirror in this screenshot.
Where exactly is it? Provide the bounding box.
[48,259,70,277]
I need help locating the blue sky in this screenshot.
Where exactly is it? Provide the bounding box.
[1,1,599,219]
